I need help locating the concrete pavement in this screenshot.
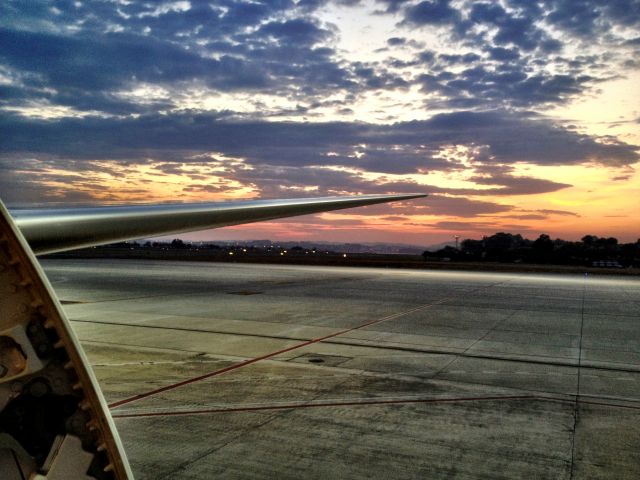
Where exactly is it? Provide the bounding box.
[42,259,640,479]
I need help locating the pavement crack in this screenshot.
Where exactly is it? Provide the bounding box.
[155,411,284,480]
[569,275,587,479]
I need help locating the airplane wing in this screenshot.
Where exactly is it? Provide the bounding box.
[1,193,425,479]
[12,193,426,255]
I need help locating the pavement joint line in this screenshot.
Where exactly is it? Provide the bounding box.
[111,394,538,418]
[72,318,321,342]
[434,308,521,381]
[326,337,640,369]
[81,333,640,375]
[60,288,221,305]
[107,281,504,409]
[110,393,640,419]
[155,402,288,480]
[67,300,640,320]
[431,371,640,404]
[424,302,637,318]
[73,317,589,347]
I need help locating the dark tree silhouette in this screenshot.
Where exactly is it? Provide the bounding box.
[170,239,187,249]
[424,233,639,267]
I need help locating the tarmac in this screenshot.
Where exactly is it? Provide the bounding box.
[41,259,640,479]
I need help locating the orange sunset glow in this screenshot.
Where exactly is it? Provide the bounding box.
[1,1,639,246]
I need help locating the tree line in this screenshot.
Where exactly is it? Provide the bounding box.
[423,233,640,267]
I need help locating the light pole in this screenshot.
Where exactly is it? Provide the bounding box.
[454,235,460,250]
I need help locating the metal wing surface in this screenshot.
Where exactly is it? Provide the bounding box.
[12,194,426,255]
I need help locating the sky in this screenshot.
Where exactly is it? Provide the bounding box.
[1,0,639,246]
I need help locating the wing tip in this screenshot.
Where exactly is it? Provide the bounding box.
[380,193,428,201]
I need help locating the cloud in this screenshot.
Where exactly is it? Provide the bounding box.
[374,0,638,112]
[2,0,637,121]
[375,0,412,14]
[469,174,572,195]
[259,18,331,46]
[471,3,558,52]
[3,108,628,217]
[0,0,638,238]
[418,62,597,109]
[2,110,637,173]
[545,0,640,37]
[401,0,460,27]
[420,195,512,216]
[505,214,547,220]
[428,220,518,231]
[393,0,640,51]
[0,2,360,115]
[386,37,406,46]
[0,27,275,113]
[485,47,520,62]
[536,209,580,217]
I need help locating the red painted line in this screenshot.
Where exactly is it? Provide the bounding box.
[108,300,449,409]
[112,394,536,418]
